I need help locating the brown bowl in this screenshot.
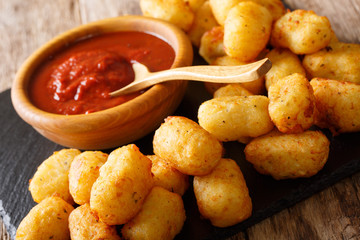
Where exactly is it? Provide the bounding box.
[11,15,193,150]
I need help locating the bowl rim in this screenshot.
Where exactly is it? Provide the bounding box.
[11,15,193,133]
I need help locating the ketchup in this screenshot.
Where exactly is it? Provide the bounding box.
[29,31,175,115]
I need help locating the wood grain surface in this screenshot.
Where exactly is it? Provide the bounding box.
[0,0,359,239]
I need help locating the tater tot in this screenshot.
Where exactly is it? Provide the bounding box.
[209,0,239,26]
[147,155,189,196]
[268,73,315,133]
[208,55,266,95]
[122,186,186,240]
[210,0,284,25]
[199,26,226,64]
[188,1,218,47]
[244,129,330,180]
[265,48,306,90]
[198,96,274,142]
[90,144,153,225]
[303,41,360,84]
[153,116,223,176]
[214,83,253,98]
[193,158,252,227]
[224,1,272,62]
[186,0,207,12]
[29,148,81,204]
[310,78,360,134]
[69,204,120,240]
[68,151,108,205]
[140,0,194,32]
[250,0,285,21]
[271,9,332,54]
[16,196,74,240]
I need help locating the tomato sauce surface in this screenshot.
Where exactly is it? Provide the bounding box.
[29,31,175,115]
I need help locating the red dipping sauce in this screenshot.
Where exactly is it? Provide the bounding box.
[29,31,175,115]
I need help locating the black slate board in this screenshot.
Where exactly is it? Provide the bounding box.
[1,80,360,239]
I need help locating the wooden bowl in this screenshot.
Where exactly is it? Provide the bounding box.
[11,15,193,150]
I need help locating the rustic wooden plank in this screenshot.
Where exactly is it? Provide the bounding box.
[0,0,80,91]
[0,218,10,240]
[283,0,360,43]
[0,0,81,92]
[78,0,142,23]
[245,172,360,240]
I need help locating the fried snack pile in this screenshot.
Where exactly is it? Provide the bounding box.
[17,146,189,240]
[140,0,360,163]
[139,0,359,227]
[16,0,360,239]
[17,118,250,239]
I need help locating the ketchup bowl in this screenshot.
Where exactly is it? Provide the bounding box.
[11,15,193,150]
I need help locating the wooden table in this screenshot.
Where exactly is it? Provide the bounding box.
[1,0,359,239]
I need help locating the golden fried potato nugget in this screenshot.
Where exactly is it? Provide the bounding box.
[199,26,226,64]
[211,55,245,66]
[140,0,194,32]
[29,148,81,204]
[210,0,284,26]
[188,1,218,47]
[271,9,332,54]
[224,1,272,62]
[265,48,306,90]
[68,151,108,205]
[147,155,189,196]
[69,204,120,240]
[16,196,74,240]
[122,186,186,240]
[209,0,239,26]
[153,116,223,176]
[198,96,274,141]
[245,129,330,180]
[214,83,253,98]
[209,56,266,95]
[193,158,252,227]
[268,73,315,133]
[250,0,285,21]
[303,41,360,84]
[90,144,153,225]
[310,78,360,134]
[186,0,206,12]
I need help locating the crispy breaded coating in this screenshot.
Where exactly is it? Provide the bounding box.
[29,148,81,204]
[193,158,252,227]
[90,144,153,225]
[199,26,226,64]
[310,78,360,134]
[16,197,74,240]
[147,155,189,196]
[271,9,332,54]
[68,151,108,205]
[69,204,120,240]
[188,1,218,47]
[268,73,315,133]
[245,129,330,180]
[265,48,306,90]
[140,0,194,31]
[303,41,360,84]
[153,116,223,176]
[122,186,186,240]
[198,96,274,141]
[224,1,272,61]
